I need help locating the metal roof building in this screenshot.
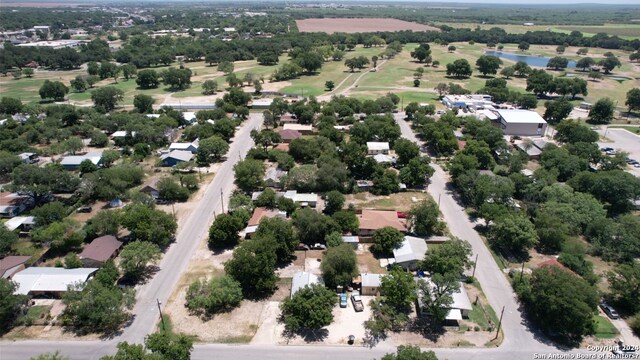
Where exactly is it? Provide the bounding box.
[12,267,98,295]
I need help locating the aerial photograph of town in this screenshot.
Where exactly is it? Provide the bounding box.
[0,0,639,359]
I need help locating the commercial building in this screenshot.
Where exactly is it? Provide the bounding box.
[493,109,548,137]
[442,94,494,110]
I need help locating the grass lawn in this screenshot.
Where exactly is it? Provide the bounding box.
[609,125,640,135]
[594,315,619,339]
[21,305,51,325]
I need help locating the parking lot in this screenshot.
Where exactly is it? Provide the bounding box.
[597,127,640,177]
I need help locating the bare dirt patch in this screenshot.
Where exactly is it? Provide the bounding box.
[296,18,440,34]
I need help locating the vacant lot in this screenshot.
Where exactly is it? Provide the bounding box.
[296,18,440,34]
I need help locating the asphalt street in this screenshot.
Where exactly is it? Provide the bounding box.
[597,126,640,177]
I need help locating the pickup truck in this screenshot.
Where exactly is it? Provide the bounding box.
[351,292,364,312]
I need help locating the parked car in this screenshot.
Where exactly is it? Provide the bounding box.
[296,243,310,251]
[339,293,348,308]
[397,212,408,219]
[76,206,92,213]
[601,147,613,152]
[351,291,364,312]
[600,303,620,320]
[310,243,327,250]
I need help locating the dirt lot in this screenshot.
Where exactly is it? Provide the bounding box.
[296,18,440,34]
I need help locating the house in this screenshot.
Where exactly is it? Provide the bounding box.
[60,152,103,170]
[367,142,390,155]
[416,280,472,323]
[251,98,273,109]
[0,192,34,218]
[283,124,313,135]
[493,109,548,137]
[278,129,302,143]
[537,258,577,276]
[515,138,552,159]
[284,191,318,208]
[140,178,160,199]
[244,207,287,238]
[18,152,38,164]
[357,209,407,237]
[182,112,197,124]
[79,235,123,267]
[12,267,99,296]
[291,271,322,297]
[160,150,194,166]
[341,236,360,249]
[0,256,31,279]
[373,153,395,164]
[356,180,374,191]
[169,140,199,154]
[279,114,298,124]
[360,273,383,296]
[3,216,35,232]
[393,236,428,270]
[442,94,494,110]
[263,168,287,188]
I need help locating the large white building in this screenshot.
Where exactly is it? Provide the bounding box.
[493,109,548,137]
[442,94,494,110]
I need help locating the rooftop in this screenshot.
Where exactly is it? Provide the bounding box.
[278,129,302,140]
[361,273,383,288]
[3,216,35,231]
[160,150,194,162]
[367,142,390,151]
[12,267,98,295]
[393,236,428,264]
[291,271,322,297]
[358,209,407,232]
[283,124,313,132]
[247,207,285,227]
[496,109,547,124]
[79,235,123,262]
[60,152,103,166]
[0,256,31,278]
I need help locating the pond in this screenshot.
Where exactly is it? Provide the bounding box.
[564,73,630,81]
[484,50,577,68]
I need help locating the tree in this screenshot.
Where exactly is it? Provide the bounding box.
[568,170,640,214]
[91,86,124,112]
[144,331,193,360]
[399,157,433,188]
[599,56,621,74]
[607,262,640,314]
[547,56,569,70]
[217,61,234,75]
[475,55,502,76]
[416,273,458,327]
[162,68,192,90]
[136,69,159,89]
[39,80,68,101]
[513,61,532,77]
[490,215,538,253]
[518,42,530,51]
[373,169,400,195]
[500,66,515,79]
[197,136,229,164]
[32,201,68,226]
[382,345,438,360]
[85,210,120,238]
[70,76,87,92]
[208,213,244,249]
[202,80,218,95]
[0,96,23,114]
[120,64,137,80]
[394,138,420,166]
[280,283,337,333]
[371,227,404,256]
[133,94,154,113]
[526,69,553,96]
[544,98,573,125]
[0,226,18,257]
[381,268,416,311]
[554,121,599,143]
[233,159,265,192]
[157,177,189,202]
[626,88,640,114]
[120,204,177,248]
[413,79,421,87]
[294,51,324,74]
[516,94,538,110]
[324,190,344,215]
[98,62,119,80]
[422,238,473,277]
[446,59,472,78]
[408,201,441,236]
[293,208,340,245]
[321,244,358,289]
[254,217,298,263]
[325,80,335,91]
[516,266,598,345]
[119,241,161,280]
[186,275,243,316]
[224,240,278,298]
[0,278,26,331]
[576,57,595,71]
[588,98,615,124]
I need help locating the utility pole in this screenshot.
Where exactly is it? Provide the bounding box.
[471,254,479,278]
[220,189,225,213]
[438,193,441,208]
[494,306,505,340]
[156,299,165,331]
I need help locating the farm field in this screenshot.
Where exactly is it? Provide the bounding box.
[437,22,640,40]
[296,18,440,34]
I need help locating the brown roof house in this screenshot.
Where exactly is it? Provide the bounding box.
[244,207,287,238]
[278,129,302,143]
[357,209,407,237]
[0,256,31,279]
[140,178,160,199]
[79,235,123,267]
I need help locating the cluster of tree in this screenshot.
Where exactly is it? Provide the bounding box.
[525,69,588,99]
[0,39,111,73]
[98,331,194,360]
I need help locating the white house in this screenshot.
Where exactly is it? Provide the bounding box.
[182,112,197,124]
[3,216,35,232]
[393,236,428,270]
[160,150,194,166]
[416,280,472,322]
[360,273,383,296]
[12,267,99,296]
[169,139,199,154]
[494,109,548,137]
[284,191,318,208]
[60,152,103,170]
[111,130,136,138]
[373,153,395,164]
[291,271,322,297]
[367,142,390,155]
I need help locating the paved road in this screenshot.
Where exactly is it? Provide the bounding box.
[597,127,640,177]
[393,113,560,355]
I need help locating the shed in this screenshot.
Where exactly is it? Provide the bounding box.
[3,216,35,232]
[393,236,428,270]
[12,267,99,296]
[291,271,322,298]
[0,256,31,279]
[79,235,123,267]
[360,273,383,296]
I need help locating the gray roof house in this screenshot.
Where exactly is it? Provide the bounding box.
[393,236,428,270]
[263,168,287,188]
[291,271,322,298]
[60,152,103,170]
[360,273,383,296]
[416,279,472,322]
[160,150,194,167]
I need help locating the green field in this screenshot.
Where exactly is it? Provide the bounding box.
[593,315,619,339]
